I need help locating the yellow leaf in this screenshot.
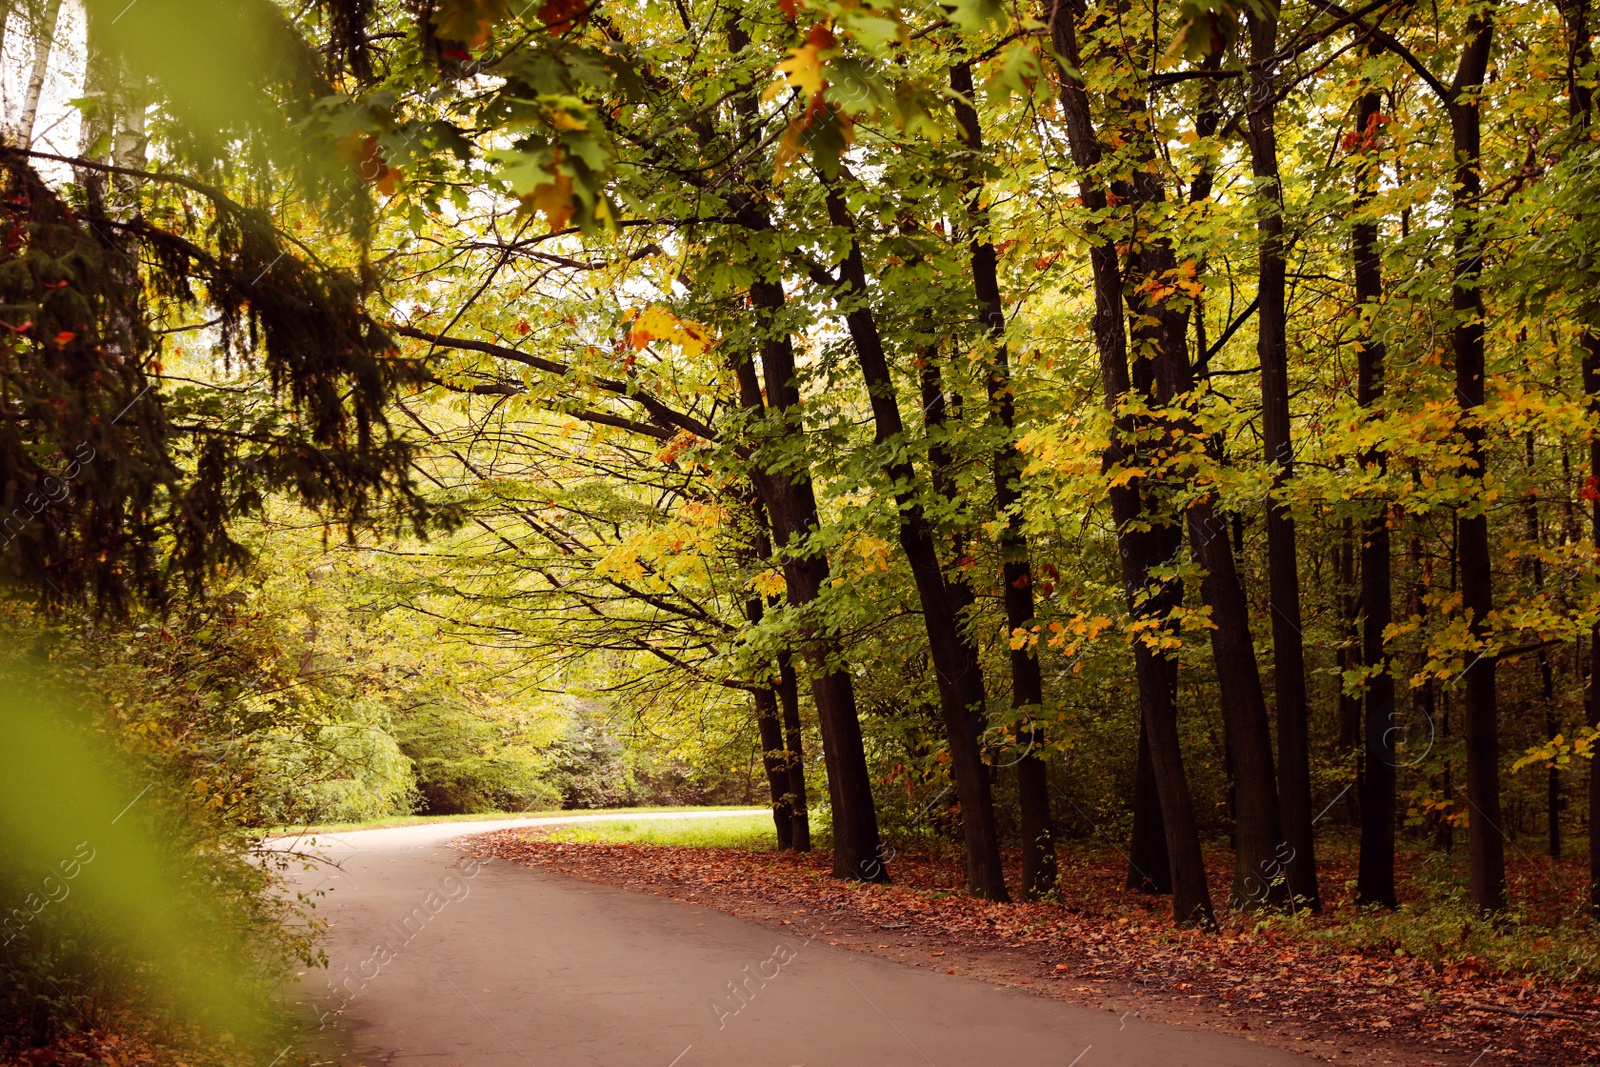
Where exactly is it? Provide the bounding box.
[628,306,715,355]
[751,569,787,598]
[765,44,825,101]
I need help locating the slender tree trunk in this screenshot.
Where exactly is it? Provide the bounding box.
[1046,0,1213,927]
[1135,222,1284,912]
[17,0,65,147]
[951,60,1057,899]
[1410,522,1450,852]
[1560,0,1600,921]
[742,536,796,850]
[726,265,885,881]
[1127,725,1173,892]
[753,686,795,849]
[1337,519,1364,826]
[820,189,1009,901]
[1522,433,1561,859]
[1352,86,1397,907]
[1094,17,1285,913]
[1246,4,1319,911]
[776,654,811,851]
[1446,12,1506,913]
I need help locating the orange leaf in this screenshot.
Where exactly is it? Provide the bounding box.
[539,0,588,33]
[520,171,575,234]
[433,0,510,49]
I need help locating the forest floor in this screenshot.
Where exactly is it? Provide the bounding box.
[468,828,1600,1067]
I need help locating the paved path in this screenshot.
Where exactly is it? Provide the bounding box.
[277,813,1317,1066]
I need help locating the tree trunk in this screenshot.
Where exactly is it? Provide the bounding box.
[1521,433,1561,859]
[1246,4,1319,911]
[1447,12,1506,913]
[742,540,797,851]
[776,654,811,852]
[1133,227,1284,912]
[1337,519,1364,826]
[1127,723,1173,893]
[1352,86,1397,908]
[1046,0,1213,927]
[1094,15,1285,914]
[1560,0,1600,922]
[18,0,65,147]
[951,60,1057,900]
[728,269,885,881]
[820,189,1009,901]
[753,686,795,849]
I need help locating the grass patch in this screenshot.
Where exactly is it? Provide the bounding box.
[268,804,760,836]
[539,812,779,850]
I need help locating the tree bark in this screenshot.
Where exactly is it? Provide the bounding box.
[18,0,65,147]
[820,189,1009,901]
[1337,519,1364,826]
[951,60,1057,900]
[1132,175,1285,915]
[1446,10,1506,913]
[1352,86,1397,907]
[1246,2,1319,911]
[1046,0,1213,927]
[776,653,811,852]
[1560,0,1600,922]
[753,685,795,849]
[727,268,885,881]
[1587,338,1600,914]
[1086,8,1286,913]
[1127,723,1173,893]
[1522,434,1559,858]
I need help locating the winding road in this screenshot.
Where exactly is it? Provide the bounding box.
[278,812,1317,1066]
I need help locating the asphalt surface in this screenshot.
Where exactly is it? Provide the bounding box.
[276,812,1318,1066]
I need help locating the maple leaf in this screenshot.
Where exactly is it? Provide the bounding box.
[433,0,511,49]
[628,307,714,355]
[766,44,826,102]
[339,133,402,196]
[520,171,575,234]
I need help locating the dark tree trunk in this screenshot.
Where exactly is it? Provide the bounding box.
[1337,519,1364,826]
[1131,225,1283,912]
[1522,434,1561,859]
[723,19,868,875]
[1103,27,1284,914]
[776,654,811,852]
[1182,489,1287,911]
[741,545,796,850]
[1560,0,1600,921]
[1046,0,1214,927]
[727,268,885,881]
[1446,13,1506,913]
[820,191,1008,901]
[753,686,795,849]
[951,61,1057,899]
[1586,340,1600,914]
[1352,87,1397,908]
[1246,4,1319,911]
[1127,722,1173,893]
